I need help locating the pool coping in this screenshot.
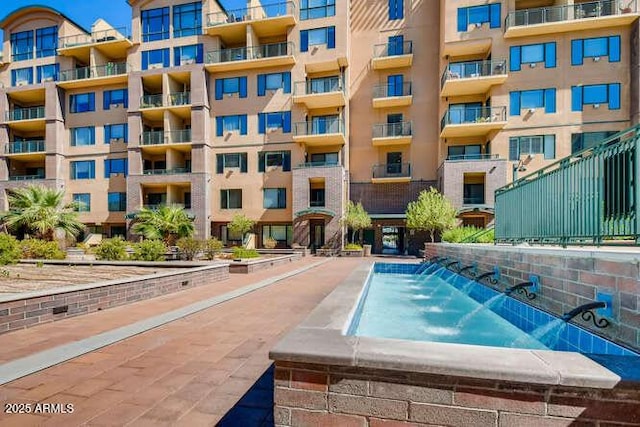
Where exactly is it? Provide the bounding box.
[270,261,626,389]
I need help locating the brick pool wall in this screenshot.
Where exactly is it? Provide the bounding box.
[274,361,640,426]
[424,243,640,351]
[0,264,229,334]
[229,253,302,274]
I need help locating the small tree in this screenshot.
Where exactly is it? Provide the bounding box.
[131,205,195,246]
[131,239,166,261]
[227,214,255,248]
[340,201,372,244]
[203,237,223,260]
[176,237,202,261]
[95,237,129,261]
[406,188,458,243]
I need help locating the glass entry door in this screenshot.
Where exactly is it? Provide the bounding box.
[309,220,325,251]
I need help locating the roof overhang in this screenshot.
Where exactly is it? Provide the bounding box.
[0,5,90,34]
[294,208,336,219]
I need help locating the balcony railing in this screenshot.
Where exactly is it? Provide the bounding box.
[373,40,413,58]
[293,119,345,136]
[505,0,636,29]
[372,163,411,179]
[372,121,412,138]
[207,1,295,26]
[140,94,164,109]
[441,60,507,88]
[440,106,507,130]
[9,174,45,181]
[5,106,45,122]
[206,42,294,64]
[446,153,500,161]
[59,27,129,49]
[5,140,45,154]
[141,130,192,145]
[143,167,191,175]
[169,92,190,106]
[58,62,127,82]
[373,82,412,98]
[295,160,341,169]
[294,78,343,95]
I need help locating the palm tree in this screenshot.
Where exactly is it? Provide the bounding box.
[131,204,195,245]
[0,185,85,241]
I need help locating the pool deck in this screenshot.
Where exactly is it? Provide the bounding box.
[0,256,368,426]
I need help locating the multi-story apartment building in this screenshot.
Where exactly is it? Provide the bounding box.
[0,0,638,254]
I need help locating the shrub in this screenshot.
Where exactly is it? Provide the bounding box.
[263,237,277,249]
[476,229,495,244]
[0,233,21,265]
[20,239,65,260]
[131,239,166,261]
[232,247,260,259]
[441,226,479,243]
[176,237,202,261]
[344,243,363,250]
[95,237,129,261]
[203,238,224,260]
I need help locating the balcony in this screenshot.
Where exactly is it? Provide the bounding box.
[58,27,132,60]
[206,2,296,43]
[140,130,192,152]
[372,41,413,70]
[143,167,191,175]
[440,106,507,138]
[440,60,507,97]
[446,153,500,162]
[372,121,413,146]
[4,140,45,160]
[140,94,164,109]
[58,62,128,89]
[505,0,639,38]
[372,82,413,108]
[293,79,346,109]
[294,160,341,169]
[4,107,45,132]
[371,163,411,184]
[293,119,346,147]
[8,173,45,181]
[205,42,295,72]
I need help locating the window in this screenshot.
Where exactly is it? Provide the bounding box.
[216,153,248,173]
[71,161,95,180]
[389,0,404,20]
[11,67,33,86]
[311,115,341,134]
[262,225,293,247]
[387,75,404,96]
[300,26,335,52]
[264,188,286,209]
[258,151,292,172]
[36,26,58,58]
[463,183,485,205]
[457,3,501,31]
[447,145,482,160]
[509,89,556,115]
[103,89,128,110]
[108,193,127,212]
[301,0,335,20]
[70,93,96,113]
[309,76,341,94]
[141,7,170,42]
[447,103,482,124]
[142,48,170,70]
[258,112,292,134]
[174,44,203,66]
[73,194,91,212]
[509,43,556,71]
[387,35,408,56]
[110,226,126,238]
[11,30,33,61]
[104,158,128,177]
[221,189,242,209]
[571,131,618,153]
[309,152,339,165]
[257,72,292,96]
[173,2,202,37]
[221,225,243,244]
[215,76,248,99]
[37,64,59,83]
[310,188,325,206]
[572,36,620,65]
[105,124,128,143]
[216,115,248,136]
[509,135,555,160]
[571,83,621,111]
[71,127,95,146]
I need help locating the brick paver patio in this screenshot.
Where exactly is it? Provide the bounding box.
[0,257,366,426]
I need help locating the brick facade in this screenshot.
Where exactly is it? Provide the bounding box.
[350,181,436,215]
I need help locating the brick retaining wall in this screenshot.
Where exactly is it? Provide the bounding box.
[229,254,301,274]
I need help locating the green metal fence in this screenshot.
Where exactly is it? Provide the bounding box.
[495,125,640,245]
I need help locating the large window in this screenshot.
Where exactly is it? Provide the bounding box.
[71,127,95,146]
[509,88,556,115]
[257,72,292,95]
[447,145,482,160]
[221,189,242,209]
[141,7,170,42]
[258,112,292,134]
[105,124,128,143]
[103,89,128,110]
[36,26,58,58]
[571,83,621,111]
[509,43,556,71]
[11,30,33,61]
[104,158,128,177]
[310,188,325,206]
[300,0,335,20]
[309,152,339,165]
[215,76,248,99]
[300,26,336,52]
[509,135,556,160]
[70,161,95,180]
[174,44,203,66]
[262,224,293,247]
[572,36,621,65]
[389,0,404,20]
[457,3,501,31]
[108,193,127,212]
[142,48,170,70]
[216,153,248,173]
[37,64,59,83]
[70,93,96,113]
[11,67,33,86]
[571,131,618,153]
[73,194,91,212]
[215,115,248,136]
[258,151,292,172]
[173,2,202,37]
[264,188,287,209]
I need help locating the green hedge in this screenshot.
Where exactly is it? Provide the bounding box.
[0,234,21,265]
[131,240,166,261]
[232,247,260,259]
[20,239,65,260]
[95,237,128,261]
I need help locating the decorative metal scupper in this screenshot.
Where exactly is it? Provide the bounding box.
[562,302,610,328]
[505,282,537,300]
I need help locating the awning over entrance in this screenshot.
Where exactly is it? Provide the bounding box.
[457,206,494,215]
[294,207,336,219]
[369,213,406,220]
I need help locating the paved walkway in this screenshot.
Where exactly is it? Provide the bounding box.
[0,257,367,426]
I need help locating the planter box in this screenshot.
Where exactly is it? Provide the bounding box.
[315,248,335,257]
[340,249,364,257]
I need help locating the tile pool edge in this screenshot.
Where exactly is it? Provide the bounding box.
[270,261,624,389]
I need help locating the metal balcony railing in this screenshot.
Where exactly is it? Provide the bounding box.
[293,118,345,136]
[143,167,191,175]
[446,153,500,161]
[372,163,411,179]
[372,121,412,138]
[59,27,129,49]
[373,82,412,98]
[141,130,192,145]
[5,140,45,154]
[206,42,294,64]
[505,0,636,29]
[207,1,295,26]
[58,62,127,82]
[440,106,507,130]
[295,160,341,169]
[294,77,343,95]
[373,40,413,58]
[169,92,191,106]
[9,173,45,181]
[5,106,45,122]
[441,60,507,88]
[140,94,164,108]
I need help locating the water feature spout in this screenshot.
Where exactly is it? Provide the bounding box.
[562,301,610,328]
[428,256,444,263]
[505,282,537,300]
[457,264,476,275]
[475,270,498,285]
[445,261,460,269]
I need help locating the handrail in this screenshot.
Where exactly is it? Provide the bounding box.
[59,27,129,49]
[59,62,127,82]
[9,174,45,181]
[373,81,412,98]
[207,2,295,26]
[169,92,190,106]
[372,163,411,179]
[140,94,164,108]
[293,118,345,136]
[5,106,45,122]
[206,42,294,64]
[141,130,191,145]
[446,153,500,161]
[440,106,507,130]
[5,140,45,154]
[441,60,507,88]
[143,167,191,175]
[460,225,495,243]
[372,121,412,138]
[373,40,413,58]
[294,77,343,95]
[294,161,341,169]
